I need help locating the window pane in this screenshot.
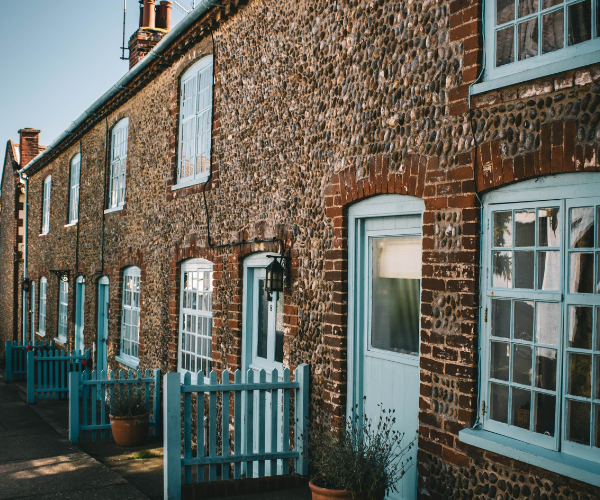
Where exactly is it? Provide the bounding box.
[597,307,600,351]
[595,405,600,447]
[490,383,509,423]
[542,9,564,53]
[513,344,533,385]
[570,253,594,293]
[496,26,515,66]
[515,211,535,246]
[493,251,513,287]
[371,237,420,355]
[534,393,555,436]
[518,19,539,60]
[497,0,516,24]
[568,306,593,349]
[537,251,560,290]
[538,208,560,247]
[492,299,511,338]
[493,211,513,247]
[570,207,594,248]
[536,302,559,345]
[512,388,531,430]
[596,358,600,399]
[491,341,510,381]
[514,300,534,341]
[542,0,561,8]
[568,353,592,397]
[568,0,592,45]
[535,348,557,390]
[567,399,591,445]
[256,280,269,359]
[519,0,538,17]
[515,251,534,288]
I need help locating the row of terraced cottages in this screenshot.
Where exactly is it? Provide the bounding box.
[2,0,600,497]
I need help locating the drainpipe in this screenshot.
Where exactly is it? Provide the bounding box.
[19,170,29,344]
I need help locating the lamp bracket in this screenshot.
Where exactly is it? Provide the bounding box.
[50,270,70,283]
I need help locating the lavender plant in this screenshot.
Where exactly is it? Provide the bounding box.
[305,399,417,500]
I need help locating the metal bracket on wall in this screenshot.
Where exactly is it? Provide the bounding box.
[50,270,70,283]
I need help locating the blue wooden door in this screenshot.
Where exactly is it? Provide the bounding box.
[75,277,85,353]
[349,195,424,500]
[97,277,109,375]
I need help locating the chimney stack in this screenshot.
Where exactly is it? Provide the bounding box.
[18,128,40,168]
[128,0,172,69]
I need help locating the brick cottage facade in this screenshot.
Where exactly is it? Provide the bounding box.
[2,0,600,497]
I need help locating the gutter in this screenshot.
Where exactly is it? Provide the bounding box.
[19,0,216,176]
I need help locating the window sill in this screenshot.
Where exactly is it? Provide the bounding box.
[104,206,124,215]
[39,232,49,237]
[36,331,46,338]
[459,428,600,487]
[115,354,139,369]
[471,50,600,95]
[64,221,78,228]
[171,178,209,191]
[54,336,66,346]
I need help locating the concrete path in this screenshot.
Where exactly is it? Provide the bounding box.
[0,379,148,500]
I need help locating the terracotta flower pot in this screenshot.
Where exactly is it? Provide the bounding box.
[309,479,369,500]
[109,412,149,447]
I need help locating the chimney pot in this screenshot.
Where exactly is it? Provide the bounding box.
[143,0,156,29]
[18,128,41,168]
[139,0,144,27]
[159,1,172,30]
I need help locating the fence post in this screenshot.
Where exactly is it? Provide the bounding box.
[27,351,35,404]
[68,371,80,444]
[5,341,12,383]
[164,372,181,500]
[294,363,309,476]
[153,369,161,436]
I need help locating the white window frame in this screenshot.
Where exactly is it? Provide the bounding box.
[68,154,80,224]
[178,258,214,383]
[469,173,600,473]
[117,266,141,368]
[107,118,129,211]
[57,278,68,344]
[175,55,213,189]
[473,0,600,94]
[38,277,46,336]
[41,176,51,235]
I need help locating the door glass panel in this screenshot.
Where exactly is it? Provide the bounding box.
[568,305,593,349]
[514,300,534,341]
[567,400,591,444]
[534,392,555,436]
[492,299,511,338]
[569,253,594,293]
[371,237,420,355]
[535,302,559,345]
[256,280,269,359]
[490,383,509,423]
[537,251,560,290]
[512,388,531,430]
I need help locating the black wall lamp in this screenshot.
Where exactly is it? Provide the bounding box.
[265,254,286,301]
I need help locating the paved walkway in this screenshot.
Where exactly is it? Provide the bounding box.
[1,377,311,500]
[0,378,148,500]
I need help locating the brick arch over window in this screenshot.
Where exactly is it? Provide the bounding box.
[167,231,294,375]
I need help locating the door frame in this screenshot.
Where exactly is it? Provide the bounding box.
[97,276,109,375]
[347,194,425,419]
[75,276,86,352]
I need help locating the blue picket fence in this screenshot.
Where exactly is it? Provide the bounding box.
[163,364,309,500]
[5,340,55,382]
[68,368,161,443]
[27,349,90,403]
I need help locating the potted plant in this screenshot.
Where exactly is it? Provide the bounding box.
[305,401,417,500]
[107,386,149,447]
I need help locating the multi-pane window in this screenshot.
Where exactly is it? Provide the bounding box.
[483,179,600,463]
[39,277,46,335]
[57,279,68,343]
[178,56,213,186]
[68,154,80,223]
[481,0,600,87]
[178,259,213,381]
[120,267,141,363]
[109,118,128,209]
[41,176,51,234]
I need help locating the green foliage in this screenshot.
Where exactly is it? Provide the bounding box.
[304,400,417,500]
[106,386,148,418]
[129,450,160,460]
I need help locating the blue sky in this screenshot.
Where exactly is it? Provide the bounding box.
[0,0,190,177]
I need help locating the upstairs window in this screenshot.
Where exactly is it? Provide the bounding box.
[68,154,80,224]
[475,0,600,91]
[177,56,213,187]
[119,266,141,367]
[57,278,68,344]
[109,118,128,210]
[38,277,47,336]
[41,176,51,235]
